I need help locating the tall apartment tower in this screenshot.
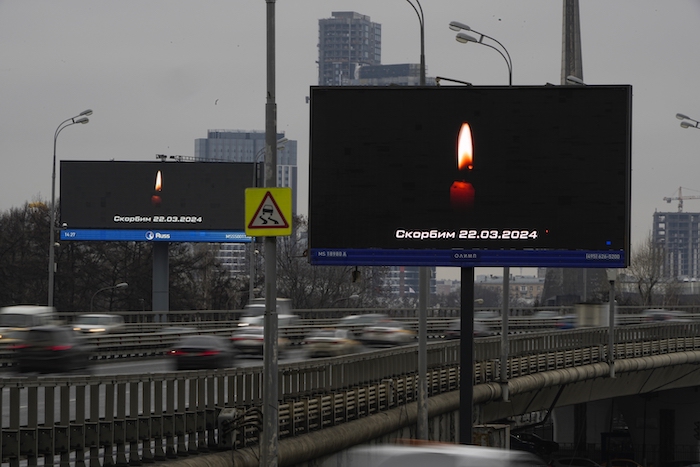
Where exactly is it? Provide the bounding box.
[318,11,381,86]
[317,11,434,298]
[653,211,700,279]
[194,130,298,278]
[194,130,297,214]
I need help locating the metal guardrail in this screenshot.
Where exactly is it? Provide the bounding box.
[0,322,699,466]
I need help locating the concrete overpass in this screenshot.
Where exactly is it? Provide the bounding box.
[1,321,699,466]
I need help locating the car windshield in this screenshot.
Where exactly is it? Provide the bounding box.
[0,314,33,327]
[310,330,339,338]
[76,316,109,325]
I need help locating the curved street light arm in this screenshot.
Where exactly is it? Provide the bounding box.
[49,110,92,306]
[451,21,513,86]
[405,0,425,86]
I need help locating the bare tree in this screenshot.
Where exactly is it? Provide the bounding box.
[274,216,390,309]
[628,233,665,307]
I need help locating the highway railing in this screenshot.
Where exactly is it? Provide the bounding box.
[1,322,700,466]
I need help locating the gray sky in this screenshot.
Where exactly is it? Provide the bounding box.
[2,1,699,280]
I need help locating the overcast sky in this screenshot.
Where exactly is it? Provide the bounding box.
[2,1,699,280]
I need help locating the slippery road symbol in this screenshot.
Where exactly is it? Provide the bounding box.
[259,204,279,225]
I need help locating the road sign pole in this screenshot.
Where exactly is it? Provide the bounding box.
[261,1,279,467]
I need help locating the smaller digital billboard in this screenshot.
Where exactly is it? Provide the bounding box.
[309,85,631,268]
[60,161,254,243]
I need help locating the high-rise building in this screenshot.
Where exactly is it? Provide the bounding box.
[318,11,435,297]
[318,11,381,86]
[653,211,700,279]
[194,130,297,278]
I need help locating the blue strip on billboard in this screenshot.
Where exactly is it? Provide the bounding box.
[310,248,625,268]
[61,229,251,243]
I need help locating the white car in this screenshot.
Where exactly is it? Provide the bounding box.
[72,314,125,334]
[362,320,416,346]
[303,328,362,358]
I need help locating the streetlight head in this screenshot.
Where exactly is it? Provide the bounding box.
[116,282,128,288]
[80,109,93,117]
[680,121,693,129]
[449,21,471,32]
[455,32,478,44]
[676,113,690,121]
[566,75,586,85]
[75,117,89,124]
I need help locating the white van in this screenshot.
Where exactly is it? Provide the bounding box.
[238,298,293,327]
[0,306,57,345]
[0,306,57,328]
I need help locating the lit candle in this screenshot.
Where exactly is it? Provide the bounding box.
[451,180,475,210]
[450,123,475,211]
[151,170,162,207]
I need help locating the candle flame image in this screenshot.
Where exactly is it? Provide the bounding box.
[451,122,475,212]
[457,122,473,170]
[155,170,162,192]
[151,170,163,207]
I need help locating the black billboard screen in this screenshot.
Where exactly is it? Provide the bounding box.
[309,86,631,268]
[60,161,254,241]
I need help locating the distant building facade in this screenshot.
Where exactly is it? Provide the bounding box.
[384,266,436,297]
[475,274,545,306]
[653,211,700,279]
[194,130,297,278]
[318,11,381,86]
[350,64,436,86]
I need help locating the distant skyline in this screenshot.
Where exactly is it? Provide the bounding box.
[2,1,699,280]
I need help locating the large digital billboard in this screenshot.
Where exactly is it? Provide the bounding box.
[60,161,254,243]
[309,85,631,268]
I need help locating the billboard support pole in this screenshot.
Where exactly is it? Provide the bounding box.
[152,242,169,318]
[262,1,279,467]
[459,267,474,444]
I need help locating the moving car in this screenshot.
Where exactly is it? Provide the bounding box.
[15,325,93,373]
[362,319,416,346]
[337,313,389,328]
[601,459,644,467]
[551,458,603,467]
[641,309,689,322]
[303,328,362,358]
[0,305,57,346]
[72,313,125,334]
[230,326,291,357]
[341,443,547,467]
[237,314,299,328]
[168,335,235,370]
[445,319,494,339]
[511,432,559,458]
[237,298,293,327]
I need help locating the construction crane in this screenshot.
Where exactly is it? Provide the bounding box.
[663,186,700,212]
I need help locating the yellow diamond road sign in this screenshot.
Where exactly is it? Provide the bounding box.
[245,188,292,237]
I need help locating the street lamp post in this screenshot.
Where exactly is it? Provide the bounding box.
[405,0,425,86]
[405,0,429,441]
[449,21,512,85]
[90,282,128,313]
[449,21,513,445]
[48,109,92,307]
[677,113,700,130]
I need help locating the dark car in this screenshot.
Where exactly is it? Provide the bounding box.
[512,432,559,459]
[15,325,93,373]
[445,319,494,339]
[168,335,235,370]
